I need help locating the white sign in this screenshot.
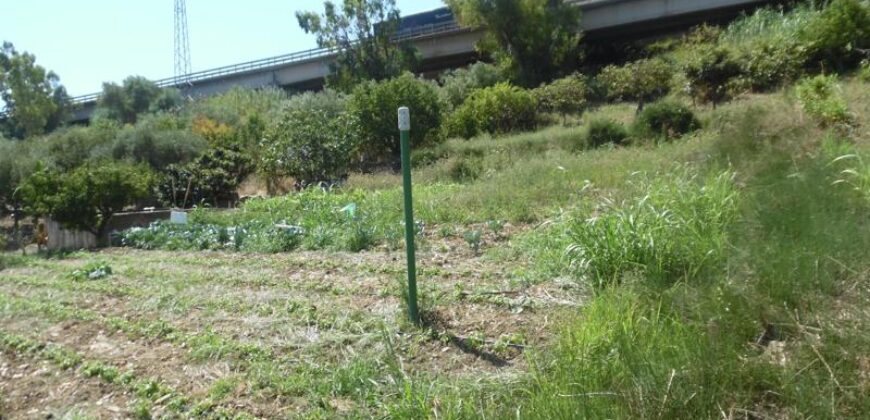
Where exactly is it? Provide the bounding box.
[170,211,188,224]
[398,107,411,131]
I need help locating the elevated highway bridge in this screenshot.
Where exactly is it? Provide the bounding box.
[68,0,772,122]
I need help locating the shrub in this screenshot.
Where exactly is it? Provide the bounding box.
[44,124,119,171]
[800,0,870,70]
[597,58,673,112]
[584,118,629,148]
[860,60,870,82]
[683,45,743,106]
[283,89,348,117]
[735,40,807,91]
[633,101,700,140]
[795,74,850,127]
[20,161,155,240]
[349,73,443,165]
[260,109,359,186]
[444,83,538,139]
[438,62,507,109]
[157,147,253,208]
[534,74,588,121]
[110,114,207,170]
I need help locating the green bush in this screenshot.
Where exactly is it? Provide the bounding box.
[683,45,743,105]
[735,40,807,91]
[282,89,348,117]
[444,83,538,139]
[800,0,870,70]
[633,101,701,140]
[584,118,629,148]
[795,74,850,127]
[157,147,253,208]
[597,58,673,111]
[349,73,443,165]
[438,62,507,110]
[259,109,359,186]
[534,74,588,121]
[860,60,870,82]
[20,161,155,240]
[110,114,206,170]
[44,123,119,171]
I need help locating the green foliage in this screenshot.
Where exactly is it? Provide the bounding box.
[0,138,41,211]
[68,262,113,281]
[96,76,178,124]
[111,114,207,170]
[860,59,870,82]
[444,83,537,139]
[43,123,119,171]
[632,101,700,140]
[683,45,743,105]
[349,73,443,164]
[259,109,359,185]
[534,74,588,120]
[597,58,673,111]
[157,147,253,208]
[282,89,348,117]
[20,161,155,237]
[584,118,628,148]
[438,62,507,110]
[296,0,418,91]
[0,41,68,138]
[795,74,850,127]
[185,87,287,126]
[120,221,303,253]
[562,170,737,286]
[800,0,870,69]
[447,0,582,87]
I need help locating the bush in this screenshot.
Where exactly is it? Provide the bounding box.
[584,118,629,148]
[438,62,507,110]
[260,109,359,186]
[800,0,870,70]
[860,60,870,82]
[44,124,119,171]
[795,74,850,127]
[20,161,155,240]
[735,40,807,91]
[534,74,588,121]
[157,147,253,208]
[683,45,743,105]
[444,83,538,139]
[349,73,443,165]
[597,58,673,111]
[283,89,348,117]
[633,101,701,140]
[110,114,206,170]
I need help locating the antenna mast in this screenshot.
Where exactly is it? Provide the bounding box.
[174,0,191,80]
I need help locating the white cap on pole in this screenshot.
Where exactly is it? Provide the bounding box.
[398,107,411,131]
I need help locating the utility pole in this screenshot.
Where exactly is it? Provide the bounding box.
[174,0,192,81]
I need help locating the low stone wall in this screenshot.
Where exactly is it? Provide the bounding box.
[46,210,173,251]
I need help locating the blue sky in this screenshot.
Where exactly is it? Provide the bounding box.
[3,0,445,97]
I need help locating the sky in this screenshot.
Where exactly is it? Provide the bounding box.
[2,0,446,97]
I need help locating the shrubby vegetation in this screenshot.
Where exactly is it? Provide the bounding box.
[597,58,672,112]
[533,74,588,121]
[795,74,851,127]
[633,101,701,140]
[584,118,629,148]
[438,62,506,110]
[444,83,538,139]
[95,76,183,124]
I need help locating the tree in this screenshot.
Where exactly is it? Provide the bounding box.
[683,45,742,106]
[534,73,588,122]
[20,161,154,241]
[96,76,179,124]
[597,58,673,112]
[446,0,582,87]
[296,0,419,92]
[348,73,443,165]
[0,42,69,138]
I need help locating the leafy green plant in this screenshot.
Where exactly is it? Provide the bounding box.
[438,62,507,110]
[795,74,850,127]
[444,83,538,139]
[158,147,253,208]
[584,118,629,148]
[860,59,870,82]
[632,101,700,141]
[110,113,207,171]
[68,262,113,281]
[463,230,483,254]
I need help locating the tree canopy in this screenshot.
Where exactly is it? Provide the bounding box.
[446,0,583,87]
[0,42,69,139]
[296,0,419,92]
[95,76,183,124]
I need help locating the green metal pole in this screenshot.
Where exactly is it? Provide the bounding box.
[398,107,419,325]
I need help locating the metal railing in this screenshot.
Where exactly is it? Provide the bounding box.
[70,20,464,105]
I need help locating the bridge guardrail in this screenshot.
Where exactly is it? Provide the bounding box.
[70,20,464,105]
